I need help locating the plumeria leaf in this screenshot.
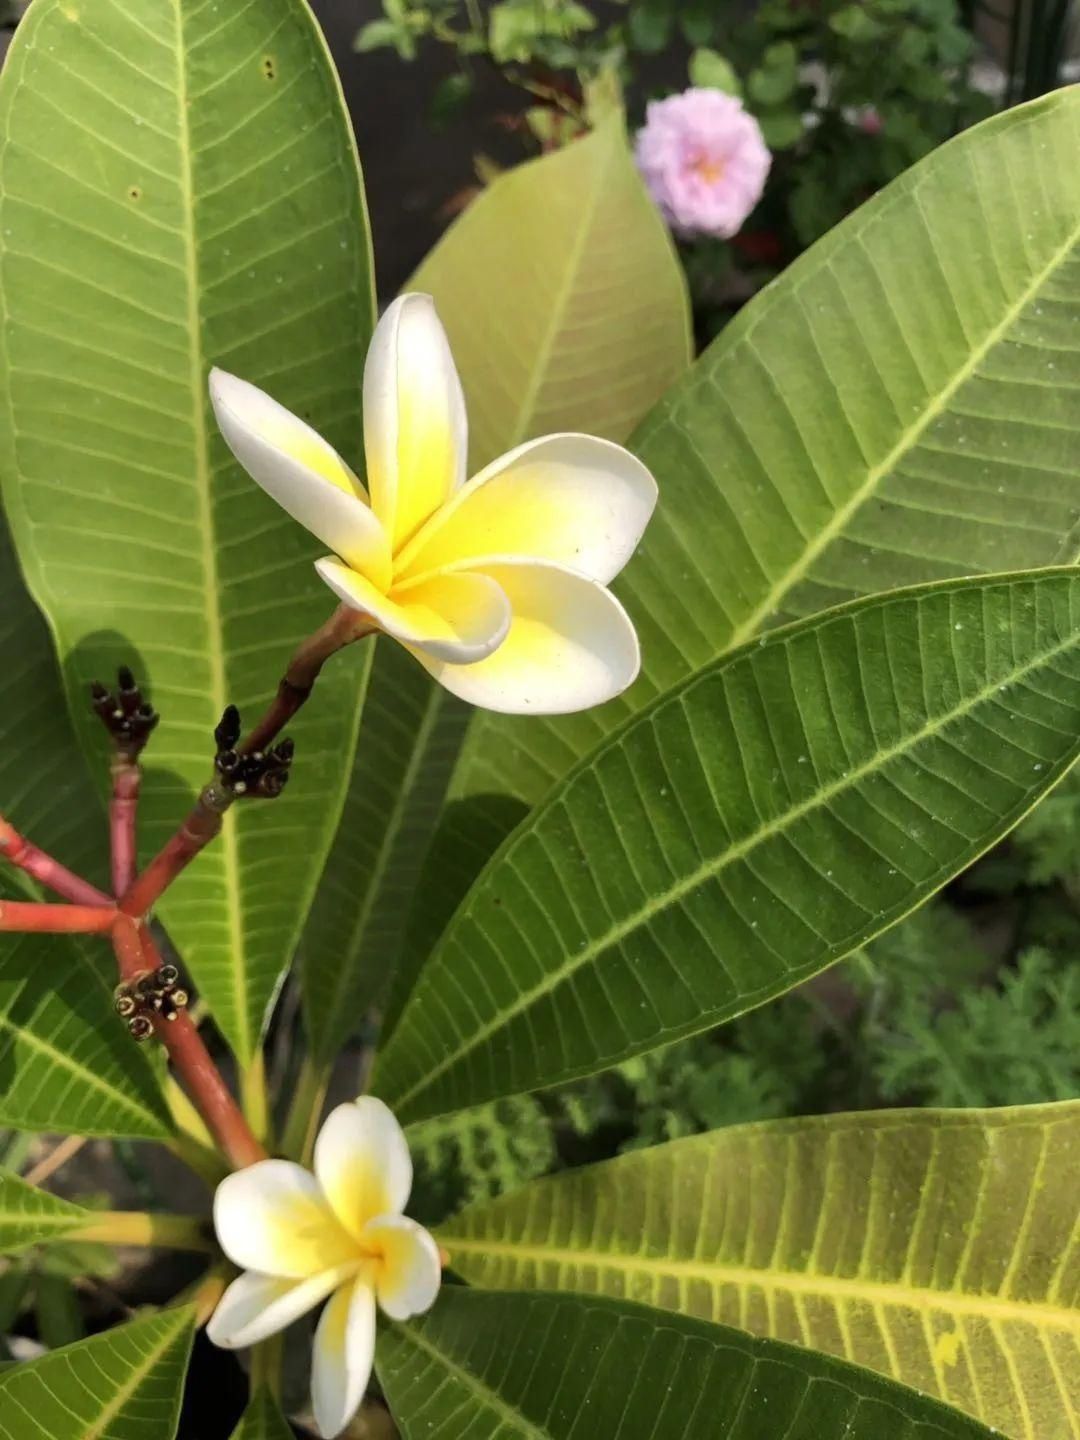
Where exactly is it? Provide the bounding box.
[229,1387,294,1440]
[0,0,375,1063]
[452,87,1080,808]
[301,644,471,1063]
[375,571,1080,1123]
[0,1305,195,1439]
[0,519,172,1140]
[442,1102,1080,1440]
[300,114,689,1056]
[0,1171,86,1256]
[377,1288,996,1438]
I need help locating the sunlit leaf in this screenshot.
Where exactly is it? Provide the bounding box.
[443,1102,1080,1440]
[453,88,1080,807]
[0,0,375,1062]
[0,1305,194,1439]
[229,1387,294,1440]
[377,1288,995,1438]
[0,1171,85,1256]
[376,571,1080,1122]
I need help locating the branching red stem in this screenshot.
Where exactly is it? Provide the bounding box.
[113,918,267,1169]
[110,762,141,897]
[0,900,117,934]
[119,784,227,918]
[0,815,112,907]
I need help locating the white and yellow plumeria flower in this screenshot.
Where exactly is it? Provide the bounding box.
[207,1098,438,1439]
[209,294,657,714]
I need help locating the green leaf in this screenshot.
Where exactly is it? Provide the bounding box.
[452,88,1080,807]
[747,40,798,106]
[442,1103,1080,1440]
[0,929,175,1138]
[230,1386,294,1440]
[375,571,1080,1123]
[410,113,691,472]
[304,114,690,1050]
[756,106,805,150]
[0,1171,85,1256]
[377,1288,995,1438]
[0,0,375,1063]
[301,643,470,1061]
[0,1305,195,1439]
[688,47,743,96]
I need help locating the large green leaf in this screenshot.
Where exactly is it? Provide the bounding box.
[0,1171,85,1256]
[300,114,690,1055]
[375,571,1080,1123]
[300,642,470,1062]
[229,1387,294,1440]
[0,1305,194,1439]
[442,1103,1080,1440]
[0,0,375,1063]
[453,87,1080,806]
[411,111,691,473]
[377,1288,995,1438]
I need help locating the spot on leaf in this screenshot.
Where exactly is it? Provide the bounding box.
[261,55,277,81]
[933,1330,962,1368]
[127,185,142,202]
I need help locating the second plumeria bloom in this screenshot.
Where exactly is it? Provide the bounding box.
[207,1098,439,1439]
[209,294,657,714]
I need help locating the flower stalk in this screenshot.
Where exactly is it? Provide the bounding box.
[0,815,111,907]
[0,900,116,934]
[109,760,141,897]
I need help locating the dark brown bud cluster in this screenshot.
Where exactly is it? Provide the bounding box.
[213,704,294,799]
[114,963,189,1040]
[91,666,159,760]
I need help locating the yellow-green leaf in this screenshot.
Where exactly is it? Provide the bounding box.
[442,1102,1080,1440]
[0,1171,85,1256]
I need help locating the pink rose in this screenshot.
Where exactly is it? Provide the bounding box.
[635,89,772,240]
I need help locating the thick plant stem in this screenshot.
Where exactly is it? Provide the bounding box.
[280,1053,329,1164]
[111,918,267,1170]
[0,815,111,907]
[118,785,229,918]
[239,605,372,756]
[0,900,117,934]
[70,1210,214,1252]
[110,761,141,897]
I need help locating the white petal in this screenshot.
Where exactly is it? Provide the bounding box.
[395,433,658,586]
[213,1159,356,1278]
[206,1267,346,1350]
[413,559,640,714]
[365,1214,441,1322]
[311,1276,376,1439]
[314,1098,413,1240]
[210,368,391,588]
[363,294,468,551]
[315,556,509,664]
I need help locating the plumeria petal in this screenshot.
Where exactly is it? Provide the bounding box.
[213,1159,356,1278]
[314,1098,413,1241]
[315,556,509,664]
[363,294,468,552]
[364,1214,441,1321]
[311,1275,377,1440]
[206,1267,348,1350]
[394,433,657,586]
[210,368,392,589]
[411,559,640,714]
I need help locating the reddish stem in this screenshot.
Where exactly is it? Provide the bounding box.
[110,762,141,898]
[119,786,228,918]
[0,900,117,934]
[113,918,267,1170]
[0,815,112,908]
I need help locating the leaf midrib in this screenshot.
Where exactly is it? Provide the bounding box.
[389,606,1079,1113]
[384,1318,556,1440]
[172,0,249,1060]
[441,1236,1080,1332]
[82,1309,190,1440]
[725,205,1080,648]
